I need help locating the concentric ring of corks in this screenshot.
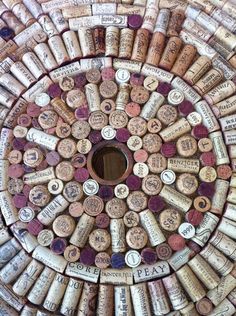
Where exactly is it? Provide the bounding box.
[0,0,236,315]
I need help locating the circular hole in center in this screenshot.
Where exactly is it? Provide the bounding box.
[92,146,127,181]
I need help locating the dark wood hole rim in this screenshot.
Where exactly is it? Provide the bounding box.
[87,140,134,186]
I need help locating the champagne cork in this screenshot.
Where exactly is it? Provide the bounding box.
[0,73,25,97]
[78,28,96,57]
[0,249,31,284]
[163,274,188,310]
[77,282,98,316]
[12,259,43,296]
[167,9,185,37]
[191,212,219,247]
[160,184,192,212]
[116,84,131,111]
[211,179,229,214]
[207,274,236,306]
[114,285,133,316]
[210,230,236,260]
[200,243,233,276]
[218,217,236,240]
[159,36,182,71]
[194,68,224,96]
[43,273,69,312]
[34,43,58,71]
[139,209,166,246]
[105,26,119,57]
[110,218,126,252]
[130,283,152,316]
[97,284,114,316]
[60,278,83,316]
[188,254,220,290]
[119,28,134,59]
[171,44,196,77]
[183,56,212,85]
[146,32,165,66]
[48,35,70,65]
[148,280,170,315]
[209,131,230,165]
[70,213,95,248]
[22,52,47,79]
[176,265,206,302]
[131,28,149,63]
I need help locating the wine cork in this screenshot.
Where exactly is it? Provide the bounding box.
[1,11,24,34]
[154,9,170,34]
[0,73,25,97]
[20,305,37,316]
[207,274,236,306]
[218,217,236,240]
[131,28,149,62]
[62,30,82,60]
[60,278,83,316]
[105,26,119,57]
[140,92,164,120]
[163,274,188,310]
[78,28,96,57]
[85,83,100,112]
[159,185,192,213]
[139,209,166,246]
[227,187,236,204]
[176,265,206,302]
[115,84,131,111]
[210,179,229,215]
[43,273,69,312]
[188,254,220,290]
[93,28,105,56]
[148,280,170,315]
[0,238,21,269]
[70,213,95,248]
[38,14,58,38]
[48,35,69,65]
[37,195,69,226]
[213,95,236,118]
[214,25,236,51]
[192,212,219,247]
[224,203,236,221]
[0,160,8,191]
[34,43,58,71]
[183,18,212,41]
[210,230,236,261]
[114,285,133,316]
[200,243,233,276]
[208,298,235,316]
[110,218,126,253]
[49,9,68,33]
[0,299,18,316]
[193,68,224,96]
[12,259,43,296]
[10,61,36,88]
[167,9,185,37]
[22,52,47,79]
[77,282,98,316]
[97,284,114,316]
[130,283,152,316]
[171,44,196,77]
[119,28,134,59]
[183,55,212,85]
[194,100,220,132]
[0,191,18,225]
[0,249,31,284]
[159,36,182,71]
[10,221,38,253]
[209,131,230,165]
